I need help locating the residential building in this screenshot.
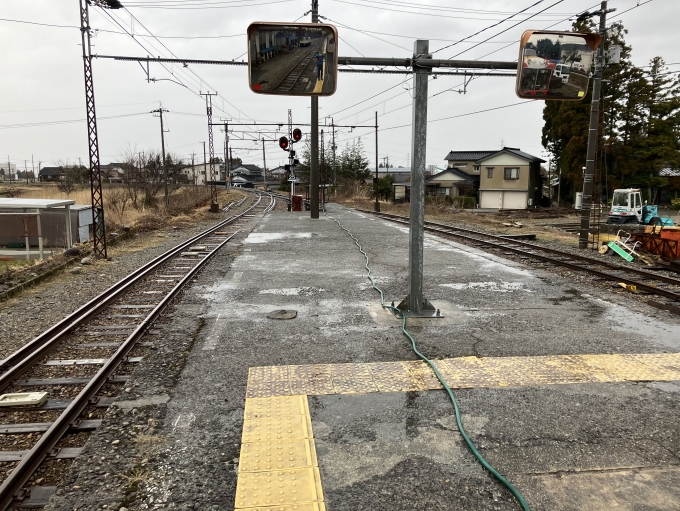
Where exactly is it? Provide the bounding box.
[444,148,544,209]
[180,164,208,185]
[39,166,65,182]
[425,167,477,197]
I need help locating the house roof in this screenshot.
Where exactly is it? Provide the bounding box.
[426,167,475,183]
[444,151,496,161]
[660,167,680,177]
[233,164,263,173]
[444,147,545,164]
[368,167,412,173]
[232,174,264,182]
[39,167,64,176]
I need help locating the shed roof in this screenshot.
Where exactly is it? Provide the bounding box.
[0,198,75,209]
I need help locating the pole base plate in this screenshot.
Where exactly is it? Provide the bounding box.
[394,295,443,318]
[210,203,221,213]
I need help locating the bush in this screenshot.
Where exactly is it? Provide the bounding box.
[671,198,680,210]
[452,196,476,209]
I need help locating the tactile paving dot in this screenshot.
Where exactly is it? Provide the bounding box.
[330,363,379,394]
[234,467,324,508]
[242,415,313,443]
[239,439,318,472]
[244,396,309,420]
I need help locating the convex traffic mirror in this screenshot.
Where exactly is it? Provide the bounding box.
[247,22,338,96]
[516,30,602,100]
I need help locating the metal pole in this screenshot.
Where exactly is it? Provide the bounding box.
[375,111,380,212]
[201,92,219,212]
[578,1,608,249]
[151,107,169,205]
[332,119,337,192]
[406,40,430,315]
[310,0,320,219]
[78,0,107,259]
[262,139,267,190]
[224,121,229,193]
[320,129,325,210]
[203,141,207,186]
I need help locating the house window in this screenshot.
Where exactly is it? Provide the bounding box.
[504,167,519,180]
[473,165,480,173]
[453,162,467,168]
[487,167,494,178]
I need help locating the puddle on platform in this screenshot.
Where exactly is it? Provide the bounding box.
[440,281,531,292]
[595,298,680,349]
[244,232,312,244]
[259,287,325,296]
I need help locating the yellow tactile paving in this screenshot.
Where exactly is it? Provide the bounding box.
[245,353,680,398]
[234,467,324,508]
[236,395,325,510]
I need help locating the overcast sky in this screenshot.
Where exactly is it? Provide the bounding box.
[2,0,677,173]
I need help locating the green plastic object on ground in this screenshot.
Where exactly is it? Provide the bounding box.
[608,241,634,262]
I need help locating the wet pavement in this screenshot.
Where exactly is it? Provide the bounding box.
[46,205,680,510]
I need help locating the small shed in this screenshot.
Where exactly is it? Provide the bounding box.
[0,199,94,259]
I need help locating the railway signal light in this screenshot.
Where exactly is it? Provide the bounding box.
[279,136,289,151]
[292,128,302,142]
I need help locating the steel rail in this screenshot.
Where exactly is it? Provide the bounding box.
[0,195,263,391]
[363,210,680,302]
[0,193,271,509]
[272,42,323,92]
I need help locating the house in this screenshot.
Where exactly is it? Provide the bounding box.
[444,148,545,209]
[180,164,208,185]
[231,164,263,178]
[367,167,415,183]
[39,167,65,182]
[425,167,477,197]
[101,163,125,183]
[232,173,265,188]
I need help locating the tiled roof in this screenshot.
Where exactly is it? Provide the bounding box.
[445,147,545,164]
[444,151,496,161]
[660,167,680,177]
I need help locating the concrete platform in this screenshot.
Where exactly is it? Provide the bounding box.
[45,205,680,511]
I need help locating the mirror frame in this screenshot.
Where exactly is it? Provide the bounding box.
[247,21,339,97]
[515,30,602,101]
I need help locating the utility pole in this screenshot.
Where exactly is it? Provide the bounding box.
[7,157,10,182]
[398,40,436,317]
[221,118,230,191]
[261,139,267,190]
[191,153,196,187]
[374,111,379,212]
[331,118,337,191]
[320,129,325,210]
[77,0,119,259]
[202,141,207,186]
[578,1,614,249]
[151,106,169,204]
[24,161,28,184]
[31,155,35,183]
[309,0,320,219]
[229,147,234,188]
[200,91,219,212]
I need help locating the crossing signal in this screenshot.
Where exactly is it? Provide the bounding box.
[292,128,302,142]
[279,136,289,151]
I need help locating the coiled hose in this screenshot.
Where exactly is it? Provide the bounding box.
[326,212,530,511]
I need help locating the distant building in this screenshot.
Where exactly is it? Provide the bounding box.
[180,164,208,186]
[39,166,65,182]
[444,148,544,209]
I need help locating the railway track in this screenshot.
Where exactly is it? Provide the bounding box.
[361,209,680,314]
[272,42,323,93]
[0,193,274,509]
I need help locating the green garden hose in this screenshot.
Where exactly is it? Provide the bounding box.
[326,212,530,511]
